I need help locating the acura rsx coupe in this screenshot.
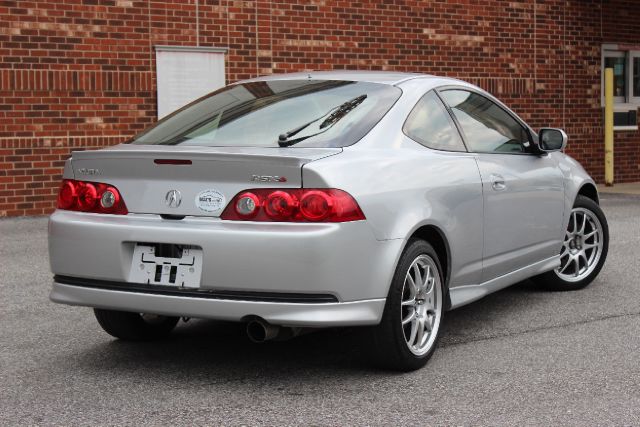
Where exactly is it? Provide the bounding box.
[49,71,609,371]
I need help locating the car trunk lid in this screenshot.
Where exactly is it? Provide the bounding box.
[70,144,341,217]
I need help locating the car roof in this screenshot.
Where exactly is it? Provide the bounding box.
[236,70,465,86]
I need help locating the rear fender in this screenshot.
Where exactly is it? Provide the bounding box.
[302,140,484,289]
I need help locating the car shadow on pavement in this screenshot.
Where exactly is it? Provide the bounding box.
[438,279,551,346]
[72,279,546,377]
[76,319,380,382]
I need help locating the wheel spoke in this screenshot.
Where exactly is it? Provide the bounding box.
[579,212,587,234]
[573,256,580,276]
[413,264,423,289]
[424,314,433,332]
[415,316,425,347]
[402,309,416,325]
[572,211,578,233]
[584,230,598,239]
[407,318,418,346]
[406,273,417,297]
[401,298,416,306]
[583,242,598,250]
[559,255,573,273]
[579,251,589,267]
[424,282,436,311]
[422,265,431,290]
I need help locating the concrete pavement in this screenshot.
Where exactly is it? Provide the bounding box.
[1,193,639,425]
[598,181,640,196]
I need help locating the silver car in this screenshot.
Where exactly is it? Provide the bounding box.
[49,71,609,371]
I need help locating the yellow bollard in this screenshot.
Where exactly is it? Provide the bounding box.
[604,68,614,186]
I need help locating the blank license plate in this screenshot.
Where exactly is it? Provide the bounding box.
[128,244,203,288]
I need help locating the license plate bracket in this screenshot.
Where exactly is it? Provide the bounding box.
[128,243,203,288]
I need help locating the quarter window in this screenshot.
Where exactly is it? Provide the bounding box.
[403,91,466,152]
[440,90,530,154]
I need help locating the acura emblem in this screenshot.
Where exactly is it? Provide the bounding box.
[165,189,182,208]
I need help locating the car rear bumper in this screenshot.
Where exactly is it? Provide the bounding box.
[50,280,386,327]
[48,210,403,325]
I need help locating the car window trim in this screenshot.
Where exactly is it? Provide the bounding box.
[401,89,470,153]
[435,85,539,156]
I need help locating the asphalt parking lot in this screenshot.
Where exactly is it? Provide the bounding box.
[1,194,639,426]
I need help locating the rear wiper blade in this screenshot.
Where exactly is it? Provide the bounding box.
[278,94,367,147]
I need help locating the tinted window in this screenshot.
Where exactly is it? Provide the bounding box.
[440,90,530,153]
[604,56,627,97]
[131,80,401,148]
[403,91,466,152]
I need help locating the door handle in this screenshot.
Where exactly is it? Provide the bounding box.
[490,174,506,191]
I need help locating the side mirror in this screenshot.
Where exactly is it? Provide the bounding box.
[538,128,567,152]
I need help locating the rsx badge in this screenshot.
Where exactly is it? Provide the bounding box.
[77,168,102,176]
[251,175,287,183]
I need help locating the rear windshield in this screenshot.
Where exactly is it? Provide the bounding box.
[130,80,401,148]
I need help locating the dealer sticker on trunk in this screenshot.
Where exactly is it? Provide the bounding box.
[195,189,226,214]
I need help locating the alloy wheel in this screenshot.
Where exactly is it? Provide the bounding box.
[400,255,442,356]
[555,207,604,282]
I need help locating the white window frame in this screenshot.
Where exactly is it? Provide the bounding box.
[601,44,639,131]
[154,45,228,119]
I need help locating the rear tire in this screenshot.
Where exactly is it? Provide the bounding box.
[94,309,179,341]
[367,239,445,371]
[534,195,609,291]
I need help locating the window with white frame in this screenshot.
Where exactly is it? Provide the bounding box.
[155,46,227,119]
[602,45,640,130]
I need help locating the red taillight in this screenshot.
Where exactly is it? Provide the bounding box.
[58,180,77,210]
[221,189,365,223]
[264,191,298,220]
[77,182,98,211]
[56,179,128,215]
[300,190,332,221]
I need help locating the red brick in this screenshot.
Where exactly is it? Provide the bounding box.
[0,0,638,216]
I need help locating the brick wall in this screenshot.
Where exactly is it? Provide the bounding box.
[0,0,639,217]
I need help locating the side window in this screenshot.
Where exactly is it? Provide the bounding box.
[403,91,466,152]
[440,90,530,154]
